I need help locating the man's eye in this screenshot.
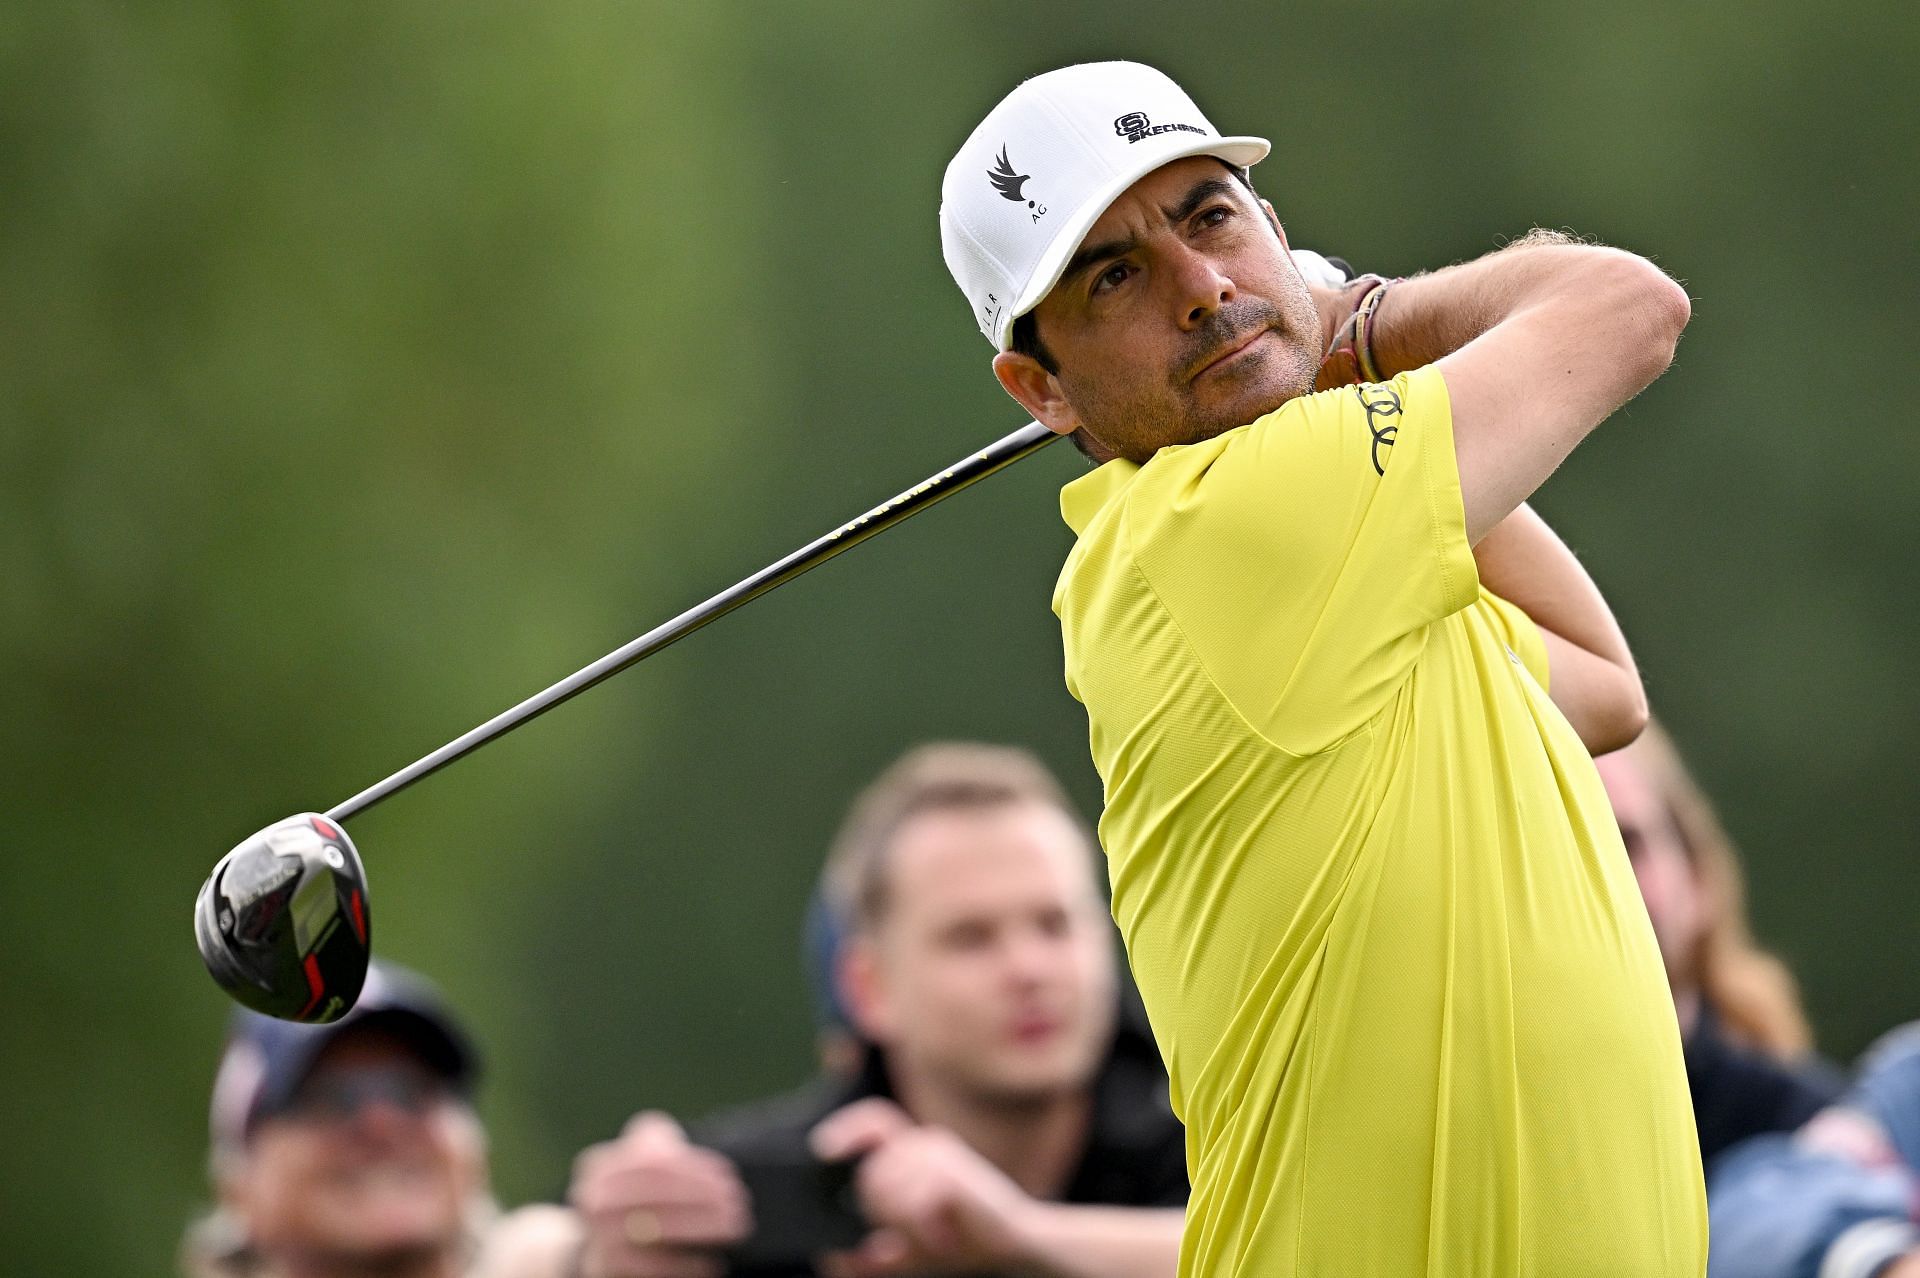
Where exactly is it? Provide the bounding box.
[1035,908,1071,938]
[1196,206,1232,230]
[1092,262,1132,295]
[943,922,993,949]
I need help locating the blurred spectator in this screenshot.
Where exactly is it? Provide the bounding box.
[1595,720,1843,1166]
[1707,1022,1920,1278]
[801,885,863,1080]
[568,742,1186,1278]
[181,961,573,1278]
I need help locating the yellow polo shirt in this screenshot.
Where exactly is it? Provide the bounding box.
[1052,368,1705,1276]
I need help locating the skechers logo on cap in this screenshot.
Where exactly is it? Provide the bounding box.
[987,146,1047,222]
[1115,111,1205,143]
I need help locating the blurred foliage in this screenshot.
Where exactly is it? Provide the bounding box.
[0,2,1913,1271]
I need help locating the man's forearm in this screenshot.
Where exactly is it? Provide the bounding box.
[1357,229,1604,377]
[1475,505,1647,753]
[1013,1203,1183,1278]
[1474,505,1632,666]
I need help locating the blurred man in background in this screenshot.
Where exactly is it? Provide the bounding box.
[181,961,572,1278]
[566,743,1187,1278]
[1707,1022,1920,1278]
[1597,720,1842,1168]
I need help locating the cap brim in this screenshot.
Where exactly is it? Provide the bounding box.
[997,134,1270,350]
[250,1005,477,1121]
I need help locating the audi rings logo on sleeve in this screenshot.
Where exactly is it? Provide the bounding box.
[1351,384,1402,476]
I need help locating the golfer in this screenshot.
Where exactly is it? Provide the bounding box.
[940,62,1704,1275]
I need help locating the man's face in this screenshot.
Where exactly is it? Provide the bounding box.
[1596,749,1705,991]
[851,801,1117,1108]
[995,155,1322,463]
[225,1027,484,1269]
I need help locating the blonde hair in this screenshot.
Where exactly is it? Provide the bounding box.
[1631,720,1818,1059]
[825,742,1089,934]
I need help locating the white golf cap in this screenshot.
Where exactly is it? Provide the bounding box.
[941,61,1270,350]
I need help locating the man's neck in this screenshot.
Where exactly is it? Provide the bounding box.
[895,1075,1094,1200]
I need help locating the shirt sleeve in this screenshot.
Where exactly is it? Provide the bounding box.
[1129,366,1479,754]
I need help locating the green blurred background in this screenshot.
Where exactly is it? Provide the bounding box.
[3,2,1914,1269]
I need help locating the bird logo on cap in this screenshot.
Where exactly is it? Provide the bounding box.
[987,146,1032,205]
[987,146,1046,222]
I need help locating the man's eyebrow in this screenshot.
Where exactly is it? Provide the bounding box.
[1164,176,1241,225]
[1058,177,1246,293]
[1059,234,1139,291]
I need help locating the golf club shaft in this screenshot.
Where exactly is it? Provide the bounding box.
[326,421,1060,823]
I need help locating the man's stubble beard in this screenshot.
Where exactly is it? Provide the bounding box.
[941,1019,1112,1118]
[951,1063,1097,1119]
[294,1238,451,1278]
[1069,293,1322,465]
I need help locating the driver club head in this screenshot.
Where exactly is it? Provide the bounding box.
[194,814,371,1023]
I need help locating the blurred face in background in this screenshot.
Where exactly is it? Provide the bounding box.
[846,800,1118,1109]
[224,1027,485,1270]
[1597,748,1705,1001]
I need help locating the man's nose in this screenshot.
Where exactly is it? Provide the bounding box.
[350,1096,418,1140]
[1170,243,1235,329]
[1001,928,1062,984]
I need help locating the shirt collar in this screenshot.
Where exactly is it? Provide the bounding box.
[1059,458,1141,535]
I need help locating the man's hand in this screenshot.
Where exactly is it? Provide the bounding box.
[810,1099,1184,1278]
[569,1111,752,1278]
[1309,273,1395,392]
[1284,245,1370,391]
[810,1098,1039,1276]
[469,1204,586,1278]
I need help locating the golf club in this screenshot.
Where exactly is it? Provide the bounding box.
[195,420,1059,1022]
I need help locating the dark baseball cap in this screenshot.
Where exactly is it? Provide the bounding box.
[804,885,854,1038]
[209,960,477,1154]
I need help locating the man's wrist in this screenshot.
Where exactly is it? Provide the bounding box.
[1315,274,1392,389]
[1000,1196,1066,1273]
[1351,278,1395,382]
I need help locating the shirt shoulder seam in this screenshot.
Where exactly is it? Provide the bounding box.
[1413,368,1473,616]
[1121,478,1368,761]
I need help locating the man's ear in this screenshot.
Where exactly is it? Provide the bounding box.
[837,936,895,1045]
[991,351,1081,437]
[1260,198,1291,249]
[215,1154,251,1216]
